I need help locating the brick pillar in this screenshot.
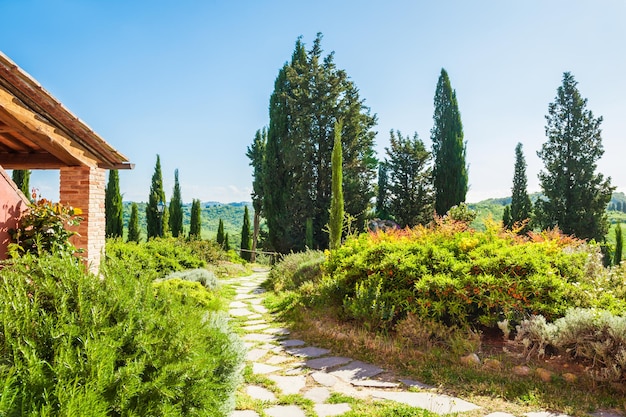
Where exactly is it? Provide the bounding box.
[60,166,106,273]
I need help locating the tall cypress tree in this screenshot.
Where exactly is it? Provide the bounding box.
[431,68,468,216]
[246,128,266,262]
[127,202,140,243]
[12,169,30,197]
[169,169,183,238]
[146,155,166,238]
[189,199,202,239]
[224,233,230,251]
[240,205,252,261]
[105,170,124,238]
[376,162,390,220]
[216,219,225,247]
[385,130,434,227]
[614,223,623,265]
[329,121,344,250]
[510,143,533,233]
[536,72,614,241]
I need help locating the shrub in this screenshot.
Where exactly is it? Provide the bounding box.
[0,253,244,416]
[163,268,220,291]
[266,250,325,292]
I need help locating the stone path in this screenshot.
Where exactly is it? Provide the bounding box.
[225,270,611,417]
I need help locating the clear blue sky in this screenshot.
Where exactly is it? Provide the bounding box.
[2,1,625,203]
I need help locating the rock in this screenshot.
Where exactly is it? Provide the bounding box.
[535,367,553,382]
[562,372,577,383]
[512,365,532,376]
[483,358,501,370]
[460,353,481,366]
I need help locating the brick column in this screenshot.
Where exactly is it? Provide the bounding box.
[60,166,106,273]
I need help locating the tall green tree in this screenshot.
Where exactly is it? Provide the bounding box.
[614,223,623,265]
[189,199,202,239]
[168,169,183,238]
[502,205,512,229]
[246,128,266,262]
[216,219,225,247]
[146,155,166,238]
[127,202,140,243]
[224,233,230,251]
[263,33,377,253]
[385,130,434,227]
[375,162,390,220]
[509,142,533,233]
[431,68,467,216]
[240,206,252,261]
[329,121,344,250]
[535,72,614,241]
[12,169,30,197]
[105,170,124,238]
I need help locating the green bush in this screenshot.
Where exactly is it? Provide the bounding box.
[266,250,325,292]
[163,268,220,291]
[0,253,244,416]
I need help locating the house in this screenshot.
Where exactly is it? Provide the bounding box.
[0,51,133,271]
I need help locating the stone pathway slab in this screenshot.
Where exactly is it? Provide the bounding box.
[285,346,331,358]
[265,405,306,417]
[330,360,384,382]
[311,371,339,387]
[305,356,352,370]
[304,386,331,403]
[399,378,434,390]
[351,379,399,388]
[314,403,352,417]
[268,374,306,395]
[264,327,290,336]
[229,308,255,317]
[280,339,306,347]
[371,391,480,414]
[243,333,276,342]
[243,323,270,331]
[265,355,290,365]
[252,362,281,375]
[246,385,276,401]
[252,304,268,313]
[246,348,268,362]
[230,301,248,308]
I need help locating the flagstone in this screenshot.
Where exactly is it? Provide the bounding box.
[330,361,384,382]
[311,372,339,387]
[246,348,268,362]
[305,356,352,370]
[268,374,306,395]
[265,405,306,417]
[304,386,331,403]
[285,346,330,358]
[246,385,276,401]
[314,403,352,417]
[371,391,480,414]
[252,362,281,375]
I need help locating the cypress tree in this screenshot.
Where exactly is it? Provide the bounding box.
[510,143,533,233]
[146,155,166,238]
[216,219,225,247]
[12,169,30,197]
[536,72,614,241]
[431,68,468,216]
[240,206,252,261]
[127,202,140,243]
[615,223,623,265]
[329,121,344,250]
[246,128,266,262]
[169,169,183,238]
[376,162,390,220]
[385,130,434,227]
[105,170,124,238]
[189,199,202,239]
[224,233,230,251]
[502,205,512,229]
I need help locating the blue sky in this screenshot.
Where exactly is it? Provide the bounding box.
[1,1,625,203]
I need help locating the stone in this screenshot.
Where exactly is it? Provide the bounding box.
[265,355,290,365]
[243,333,276,342]
[351,379,399,388]
[512,365,532,376]
[232,410,261,417]
[562,372,578,383]
[252,304,268,313]
[265,405,306,417]
[280,339,306,347]
[304,386,331,403]
[245,319,267,326]
[268,374,306,395]
[243,323,270,331]
[483,358,502,370]
[305,356,352,370]
[399,378,434,389]
[314,403,352,417]
[246,348,268,362]
[252,362,281,375]
[535,367,553,382]
[229,308,255,317]
[229,301,248,308]
[264,327,291,336]
[371,391,481,414]
[285,346,331,358]
[311,371,339,387]
[245,385,276,401]
[330,360,384,382]
[460,353,481,366]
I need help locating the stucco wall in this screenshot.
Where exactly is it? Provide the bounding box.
[0,167,30,260]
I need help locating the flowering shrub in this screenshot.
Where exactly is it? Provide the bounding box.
[8,193,82,257]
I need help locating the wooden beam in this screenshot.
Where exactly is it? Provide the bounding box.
[0,152,70,169]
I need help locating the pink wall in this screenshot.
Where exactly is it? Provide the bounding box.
[0,166,30,260]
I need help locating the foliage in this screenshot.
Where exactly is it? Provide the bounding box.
[536,72,614,241]
[162,268,220,291]
[384,130,434,227]
[146,154,166,239]
[127,202,140,242]
[509,143,532,233]
[266,250,326,292]
[375,162,390,219]
[320,224,625,331]
[445,203,476,224]
[8,194,82,258]
[240,206,251,261]
[329,120,344,250]
[223,233,230,251]
[217,219,225,247]
[169,168,184,237]
[189,199,202,239]
[0,253,244,417]
[431,68,467,216]
[153,278,221,311]
[11,169,30,197]
[515,308,626,383]
[264,33,377,253]
[247,128,266,261]
[105,169,123,238]
[614,222,622,265]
